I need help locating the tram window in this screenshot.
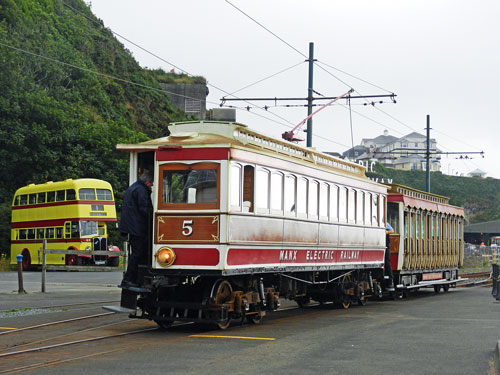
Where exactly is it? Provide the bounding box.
[47,191,55,203]
[56,190,65,202]
[372,194,378,226]
[27,229,35,240]
[256,168,270,211]
[243,165,254,212]
[319,183,328,219]
[37,192,46,204]
[29,194,36,205]
[163,166,218,205]
[270,172,284,212]
[330,185,339,222]
[355,190,364,224]
[45,228,55,239]
[56,227,63,239]
[230,164,242,209]
[380,195,386,227]
[284,175,296,215]
[347,189,355,224]
[96,189,112,201]
[19,229,27,240]
[297,177,307,216]
[37,228,44,239]
[365,193,371,225]
[387,202,399,233]
[66,189,76,201]
[339,187,347,223]
[308,180,318,219]
[79,188,96,201]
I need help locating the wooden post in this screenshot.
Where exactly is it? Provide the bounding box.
[41,240,47,293]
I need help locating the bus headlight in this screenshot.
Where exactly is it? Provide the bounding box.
[155,247,176,267]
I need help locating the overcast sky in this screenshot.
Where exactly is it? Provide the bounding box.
[90,0,499,178]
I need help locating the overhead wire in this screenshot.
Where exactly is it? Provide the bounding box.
[61,1,296,128]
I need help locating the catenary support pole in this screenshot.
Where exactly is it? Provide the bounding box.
[306,42,314,148]
[426,115,431,192]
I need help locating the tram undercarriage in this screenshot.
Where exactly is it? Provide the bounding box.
[118,266,387,329]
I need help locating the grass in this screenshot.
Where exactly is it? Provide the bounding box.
[0,253,15,271]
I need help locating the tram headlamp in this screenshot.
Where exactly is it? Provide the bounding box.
[155,247,176,267]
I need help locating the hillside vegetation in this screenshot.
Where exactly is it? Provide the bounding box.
[367,164,500,224]
[0,0,205,255]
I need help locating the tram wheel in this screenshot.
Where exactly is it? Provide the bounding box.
[339,274,353,309]
[295,296,310,308]
[433,285,441,293]
[442,284,450,292]
[21,250,31,271]
[205,279,233,330]
[155,320,173,329]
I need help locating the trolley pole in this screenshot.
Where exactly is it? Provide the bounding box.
[306,42,315,148]
[16,254,26,294]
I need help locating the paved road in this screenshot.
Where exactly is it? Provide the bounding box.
[1,271,498,375]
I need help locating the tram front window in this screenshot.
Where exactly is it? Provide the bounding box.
[162,165,218,205]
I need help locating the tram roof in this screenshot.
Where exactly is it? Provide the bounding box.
[117,121,369,179]
[387,184,464,216]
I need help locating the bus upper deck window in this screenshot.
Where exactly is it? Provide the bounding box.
[47,191,55,202]
[66,189,76,201]
[56,190,65,202]
[29,194,36,205]
[79,188,96,200]
[96,189,112,201]
[37,192,46,204]
[19,195,28,205]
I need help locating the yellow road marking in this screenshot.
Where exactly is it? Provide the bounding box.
[189,334,275,341]
[0,327,17,330]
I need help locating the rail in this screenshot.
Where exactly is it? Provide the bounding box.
[41,240,128,293]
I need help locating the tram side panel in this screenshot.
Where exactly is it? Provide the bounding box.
[387,199,464,289]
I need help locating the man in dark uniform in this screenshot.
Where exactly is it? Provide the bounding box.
[119,170,153,287]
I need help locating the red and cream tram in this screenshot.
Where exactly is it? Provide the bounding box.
[386,184,464,294]
[112,121,463,328]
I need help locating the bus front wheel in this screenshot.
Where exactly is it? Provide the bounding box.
[65,254,82,266]
[21,250,31,271]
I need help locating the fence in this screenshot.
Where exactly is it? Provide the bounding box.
[463,244,500,271]
[41,240,128,292]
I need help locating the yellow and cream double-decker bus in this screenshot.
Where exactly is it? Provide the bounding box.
[11,179,118,270]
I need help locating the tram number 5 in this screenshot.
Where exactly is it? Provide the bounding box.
[182,220,194,236]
